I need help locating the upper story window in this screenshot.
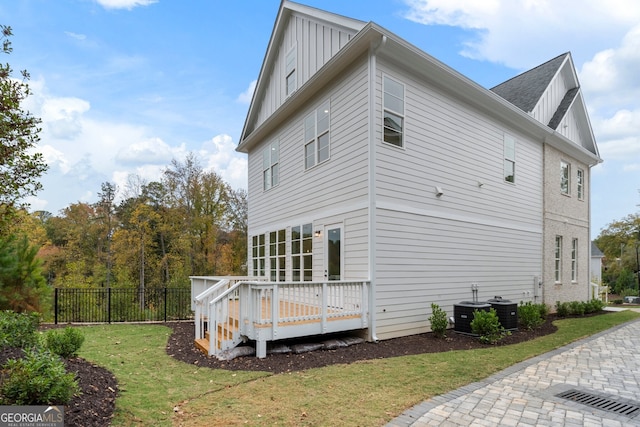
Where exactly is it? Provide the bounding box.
[504,134,516,183]
[285,46,296,97]
[560,160,570,195]
[383,76,404,148]
[577,168,584,200]
[263,140,279,191]
[304,100,330,169]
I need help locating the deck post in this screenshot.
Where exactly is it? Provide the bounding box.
[321,282,328,332]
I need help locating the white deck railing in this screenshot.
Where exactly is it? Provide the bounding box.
[190,277,369,358]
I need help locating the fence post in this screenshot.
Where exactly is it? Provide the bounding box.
[54,288,59,324]
[164,287,168,322]
[108,288,112,324]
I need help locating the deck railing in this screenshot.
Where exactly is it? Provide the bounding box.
[191,277,369,358]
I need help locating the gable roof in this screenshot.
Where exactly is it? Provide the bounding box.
[491,53,569,113]
[238,3,601,167]
[591,242,604,258]
[238,1,366,146]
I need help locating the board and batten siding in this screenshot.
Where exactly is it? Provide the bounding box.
[372,62,544,339]
[247,58,371,281]
[252,12,357,133]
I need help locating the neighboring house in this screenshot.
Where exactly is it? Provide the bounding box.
[590,241,604,284]
[193,1,601,357]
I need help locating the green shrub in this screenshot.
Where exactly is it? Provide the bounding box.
[428,303,448,338]
[556,301,570,317]
[518,302,544,330]
[570,301,585,316]
[0,311,40,349]
[613,299,624,305]
[537,303,549,320]
[470,308,509,344]
[44,327,85,358]
[0,349,79,405]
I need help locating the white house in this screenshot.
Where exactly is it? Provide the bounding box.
[192,1,601,357]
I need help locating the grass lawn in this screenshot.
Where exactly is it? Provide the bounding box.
[78,310,640,426]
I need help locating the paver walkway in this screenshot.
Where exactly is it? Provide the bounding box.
[387,308,640,426]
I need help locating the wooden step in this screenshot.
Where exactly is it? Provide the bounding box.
[195,338,209,355]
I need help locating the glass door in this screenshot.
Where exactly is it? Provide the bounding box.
[324,224,342,281]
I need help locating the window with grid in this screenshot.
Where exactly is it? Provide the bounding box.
[504,134,516,183]
[252,234,265,277]
[383,76,404,147]
[263,140,279,191]
[560,161,570,195]
[291,223,313,281]
[304,100,330,169]
[577,169,584,200]
[571,238,578,282]
[555,235,563,283]
[269,229,286,282]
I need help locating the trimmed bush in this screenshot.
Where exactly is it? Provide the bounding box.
[428,303,448,338]
[518,302,544,330]
[0,311,39,349]
[470,308,509,344]
[44,327,85,358]
[570,301,586,316]
[556,301,570,317]
[0,349,79,405]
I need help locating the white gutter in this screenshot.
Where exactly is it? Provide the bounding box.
[368,34,386,343]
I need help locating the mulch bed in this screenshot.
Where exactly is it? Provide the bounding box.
[0,313,575,426]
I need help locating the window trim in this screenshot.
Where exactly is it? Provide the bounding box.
[262,140,279,191]
[291,223,313,281]
[285,45,296,97]
[554,235,563,283]
[504,134,516,183]
[577,168,584,200]
[304,100,331,170]
[382,75,405,148]
[571,238,578,283]
[560,160,571,195]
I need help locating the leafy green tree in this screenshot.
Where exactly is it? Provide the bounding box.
[0,25,48,232]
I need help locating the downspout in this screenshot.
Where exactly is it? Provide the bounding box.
[368,34,386,342]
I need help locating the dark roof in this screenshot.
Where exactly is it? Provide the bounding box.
[548,87,579,129]
[591,241,604,257]
[490,53,570,113]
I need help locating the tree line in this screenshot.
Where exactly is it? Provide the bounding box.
[38,154,248,290]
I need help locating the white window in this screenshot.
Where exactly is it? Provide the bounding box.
[304,100,330,169]
[263,140,279,191]
[269,229,286,282]
[504,134,516,183]
[555,235,563,283]
[577,169,584,200]
[383,76,404,147]
[285,47,296,97]
[560,160,570,195]
[252,234,265,277]
[571,238,578,282]
[292,224,313,281]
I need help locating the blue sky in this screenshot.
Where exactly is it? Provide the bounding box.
[2,0,639,239]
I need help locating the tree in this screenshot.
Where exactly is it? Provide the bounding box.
[0,235,50,312]
[0,25,48,232]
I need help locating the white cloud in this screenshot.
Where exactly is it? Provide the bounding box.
[64,31,86,41]
[94,0,157,10]
[236,80,257,104]
[40,97,91,139]
[199,134,247,190]
[402,0,640,69]
[115,137,178,165]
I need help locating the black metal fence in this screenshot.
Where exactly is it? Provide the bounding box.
[54,288,192,324]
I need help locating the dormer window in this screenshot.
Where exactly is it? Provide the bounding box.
[286,46,296,97]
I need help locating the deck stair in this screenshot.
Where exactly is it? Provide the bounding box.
[191,277,370,358]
